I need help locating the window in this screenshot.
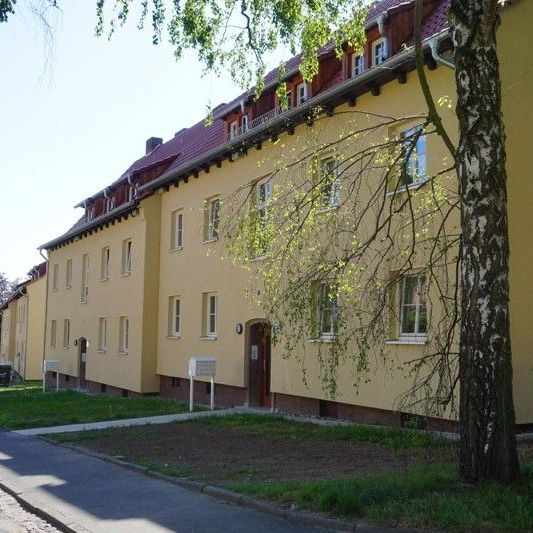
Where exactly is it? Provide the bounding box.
[317,283,339,340]
[318,157,340,209]
[63,319,70,347]
[352,54,365,76]
[399,275,427,336]
[229,120,239,140]
[401,126,427,186]
[168,296,181,337]
[52,264,59,292]
[98,317,107,351]
[81,254,89,303]
[297,82,308,105]
[171,210,184,250]
[66,259,72,289]
[285,90,293,109]
[204,197,220,242]
[203,293,218,338]
[105,195,115,213]
[86,206,95,221]
[119,316,129,353]
[372,38,387,66]
[241,114,249,133]
[50,320,57,348]
[100,246,110,280]
[254,180,272,256]
[122,239,132,275]
[128,183,139,202]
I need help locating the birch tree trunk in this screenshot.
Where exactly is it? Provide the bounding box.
[450,0,519,482]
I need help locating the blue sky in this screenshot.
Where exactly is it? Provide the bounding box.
[0,1,250,281]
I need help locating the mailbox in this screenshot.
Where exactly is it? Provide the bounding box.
[189,356,217,377]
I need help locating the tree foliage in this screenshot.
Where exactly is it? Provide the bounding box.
[0,273,16,307]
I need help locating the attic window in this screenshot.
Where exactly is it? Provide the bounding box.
[297,83,308,105]
[352,54,365,77]
[372,38,387,66]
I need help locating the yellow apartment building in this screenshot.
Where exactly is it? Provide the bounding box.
[40,0,533,429]
[0,263,47,380]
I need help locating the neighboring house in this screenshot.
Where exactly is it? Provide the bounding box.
[0,263,47,380]
[39,0,533,429]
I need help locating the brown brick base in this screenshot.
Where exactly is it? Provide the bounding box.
[44,372,141,397]
[273,392,459,433]
[159,375,247,407]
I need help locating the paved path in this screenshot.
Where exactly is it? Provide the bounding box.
[0,431,327,533]
[0,485,60,532]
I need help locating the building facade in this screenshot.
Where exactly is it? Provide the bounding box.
[40,0,533,428]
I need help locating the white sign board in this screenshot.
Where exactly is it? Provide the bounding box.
[189,356,217,377]
[43,359,61,392]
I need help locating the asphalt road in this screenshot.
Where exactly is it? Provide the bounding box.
[0,431,329,533]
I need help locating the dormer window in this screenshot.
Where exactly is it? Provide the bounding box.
[128,183,139,202]
[105,195,115,213]
[285,90,293,109]
[297,82,308,105]
[372,38,387,66]
[229,120,239,140]
[86,206,95,221]
[352,54,365,77]
[241,114,249,133]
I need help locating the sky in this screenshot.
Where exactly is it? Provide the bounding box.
[0,1,254,281]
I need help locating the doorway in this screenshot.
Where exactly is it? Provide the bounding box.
[78,337,87,391]
[247,322,271,406]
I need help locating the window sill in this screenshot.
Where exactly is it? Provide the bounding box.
[62,346,69,350]
[247,254,269,263]
[170,246,183,253]
[202,238,219,245]
[386,337,428,346]
[117,351,128,355]
[100,277,109,282]
[315,204,340,215]
[120,272,131,278]
[386,181,426,197]
[52,289,58,293]
[200,336,217,341]
[66,286,72,290]
[307,336,336,344]
[167,335,181,340]
[80,300,88,305]
[97,349,107,354]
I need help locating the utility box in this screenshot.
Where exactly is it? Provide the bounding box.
[188,356,217,377]
[0,363,12,387]
[43,359,60,392]
[188,356,217,412]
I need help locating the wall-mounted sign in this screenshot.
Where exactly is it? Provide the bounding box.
[235,323,243,335]
[251,345,259,360]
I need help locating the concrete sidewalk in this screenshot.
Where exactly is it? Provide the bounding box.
[14,408,239,436]
[0,431,329,532]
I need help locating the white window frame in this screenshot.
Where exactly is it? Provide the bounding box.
[50,320,57,348]
[52,264,59,292]
[171,210,184,251]
[318,283,339,341]
[100,246,110,281]
[63,319,70,348]
[297,82,309,105]
[318,157,341,210]
[169,296,181,337]
[128,183,139,202]
[229,120,239,140]
[81,254,89,303]
[119,316,129,353]
[285,89,293,109]
[122,239,132,276]
[241,114,249,133]
[352,53,365,76]
[401,125,427,186]
[372,37,387,66]
[255,180,273,257]
[204,197,220,242]
[98,317,107,352]
[399,275,428,337]
[203,293,218,338]
[66,259,72,289]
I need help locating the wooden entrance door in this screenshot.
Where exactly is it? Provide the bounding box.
[248,322,271,406]
[79,338,87,390]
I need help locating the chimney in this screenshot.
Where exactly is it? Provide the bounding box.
[146,137,163,154]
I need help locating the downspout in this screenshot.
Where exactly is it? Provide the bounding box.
[429,36,455,69]
[39,249,50,378]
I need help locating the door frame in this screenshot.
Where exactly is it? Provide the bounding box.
[78,337,88,391]
[245,319,271,407]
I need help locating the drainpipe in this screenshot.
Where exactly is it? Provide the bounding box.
[39,248,50,381]
[429,36,455,69]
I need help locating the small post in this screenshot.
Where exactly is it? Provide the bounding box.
[210,376,214,411]
[43,369,46,393]
[189,376,194,412]
[56,372,59,391]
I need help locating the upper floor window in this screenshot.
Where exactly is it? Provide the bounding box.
[372,38,387,66]
[203,292,218,338]
[241,114,249,133]
[119,316,129,353]
[229,120,239,140]
[352,54,365,77]
[63,319,70,347]
[105,195,115,213]
[318,157,340,210]
[98,317,107,352]
[254,181,272,257]
[285,90,293,109]
[52,264,59,292]
[399,275,427,337]
[128,183,139,202]
[81,254,89,303]
[401,125,427,186]
[66,259,72,289]
[169,296,181,337]
[317,283,339,340]
[171,209,184,251]
[122,239,132,276]
[101,246,110,281]
[86,206,95,221]
[297,82,309,105]
[204,197,220,242]
[50,320,57,348]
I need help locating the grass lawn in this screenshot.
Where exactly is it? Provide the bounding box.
[0,382,194,429]
[50,413,533,531]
